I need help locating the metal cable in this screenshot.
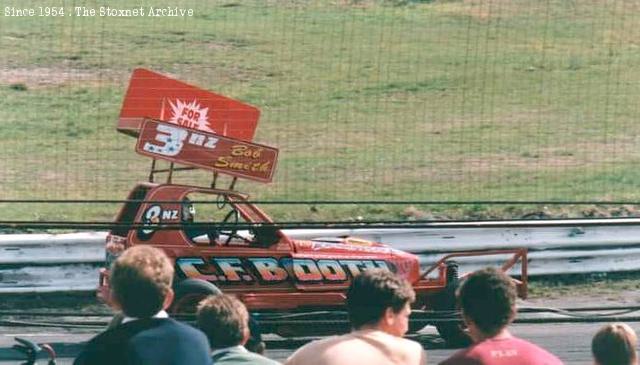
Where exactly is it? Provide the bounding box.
[4,217,640,230]
[6,305,640,329]
[0,319,105,329]
[1,199,640,205]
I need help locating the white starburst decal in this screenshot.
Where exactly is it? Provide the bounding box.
[167,98,213,132]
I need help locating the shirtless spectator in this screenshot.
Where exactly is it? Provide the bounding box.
[440,267,563,365]
[592,323,638,365]
[74,245,211,365]
[285,269,426,365]
[197,294,279,365]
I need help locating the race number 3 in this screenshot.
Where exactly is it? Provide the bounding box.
[143,124,188,157]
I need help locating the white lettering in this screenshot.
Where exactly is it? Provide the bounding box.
[5,7,36,16]
[490,349,518,358]
[143,124,188,157]
[147,6,194,17]
[74,6,95,16]
[98,6,144,17]
[162,210,178,220]
[204,137,219,149]
[189,133,205,146]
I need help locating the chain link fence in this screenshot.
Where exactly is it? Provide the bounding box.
[1,0,640,221]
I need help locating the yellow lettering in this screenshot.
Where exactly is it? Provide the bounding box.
[231,145,246,156]
[214,155,271,175]
[214,156,230,168]
[230,145,263,159]
[229,161,247,170]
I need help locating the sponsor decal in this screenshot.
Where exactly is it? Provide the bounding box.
[118,68,260,141]
[142,205,179,223]
[309,241,392,254]
[136,119,278,182]
[137,205,179,239]
[176,257,392,284]
[167,98,213,132]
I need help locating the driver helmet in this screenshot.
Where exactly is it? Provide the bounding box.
[182,198,196,223]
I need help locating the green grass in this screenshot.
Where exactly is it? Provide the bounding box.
[2,0,640,224]
[528,271,640,301]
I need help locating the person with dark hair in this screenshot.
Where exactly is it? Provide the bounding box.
[197,294,279,365]
[592,323,638,365]
[74,245,211,365]
[440,267,563,365]
[284,269,426,365]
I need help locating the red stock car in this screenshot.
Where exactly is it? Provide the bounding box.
[98,69,528,345]
[97,181,528,345]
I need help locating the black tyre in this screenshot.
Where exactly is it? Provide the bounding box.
[433,261,471,347]
[246,315,266,354]
[170,278,221,314]
[171,279,265,354]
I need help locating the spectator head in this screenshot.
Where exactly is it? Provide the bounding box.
[458,267,516,340]
[592,323,638,365]
[346,269,415,336]
[109,245,174,318]
[197,294,250,350]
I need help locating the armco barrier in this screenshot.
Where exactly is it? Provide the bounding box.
[2,219,640,293]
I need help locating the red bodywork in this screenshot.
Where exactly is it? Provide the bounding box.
[135,119,279,183]
[103,69,528,340]
[98,183,528,314]
[118,69,260,140]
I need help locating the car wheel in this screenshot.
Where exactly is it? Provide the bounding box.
[170,278,221,314]
[433,261,471,348]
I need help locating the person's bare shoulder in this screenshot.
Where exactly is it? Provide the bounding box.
[283,335,344,365]
[394,336,426,364]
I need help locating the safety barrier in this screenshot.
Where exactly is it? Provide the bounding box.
[2,219,639,293]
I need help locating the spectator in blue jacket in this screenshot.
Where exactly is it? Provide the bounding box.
[74,245,211,365]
